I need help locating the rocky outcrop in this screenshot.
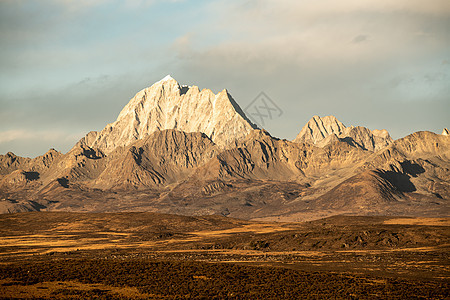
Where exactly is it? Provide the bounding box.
[340,126,393,152]
[294,115,345,144]
[192,129,367,182]
[393,131,450,159]
[294,115,393,152]
[77,75,256,154]
[0,152,30,175]
[0,199,43,214]
[0,149,61,173]
[0,169,39,188]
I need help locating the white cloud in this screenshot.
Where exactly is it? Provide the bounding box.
[171,0,448,72]
[50,0,107,11]
[0,130,34,144]
[1,0,449,156]
[0,129,80,144]
[226,0,450,18]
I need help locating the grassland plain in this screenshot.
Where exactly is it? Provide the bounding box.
[0,212,449,299]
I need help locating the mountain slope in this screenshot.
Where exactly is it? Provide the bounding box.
[1,128,448,219]
[0,78,448,219]
[93,129,218,189]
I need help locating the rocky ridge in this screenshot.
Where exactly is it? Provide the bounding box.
[0,77,448,220]
[294,115,393,151]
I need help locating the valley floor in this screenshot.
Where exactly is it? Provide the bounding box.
[0,212,448,299]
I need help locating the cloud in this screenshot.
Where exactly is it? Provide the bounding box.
[0,129,86,157]
[167,0,450,140]
[51,0,107,12]
[0,130,35,144]
[0,129,81,144]
[167,0,448,79]
[352,35,368,43]
[1,0,449,157]
[228,0,450,18]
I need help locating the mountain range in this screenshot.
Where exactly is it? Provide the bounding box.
[1,76,449,221]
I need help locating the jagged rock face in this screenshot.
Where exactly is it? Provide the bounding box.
[392,131,450,159]
[192,129,367,181]
[1,169,35,187]
[48,144,106,184]
[341,126,393,152]
[360,131,450,174]
[0,149,61,177]
[294,115,393,152]
[77,75,256,154]
[294,115,346,144]
[29,149,61,173]
[0,152,30,175]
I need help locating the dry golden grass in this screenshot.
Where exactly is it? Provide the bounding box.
[0,213,449,299]
[0,279,152,299]
[384,217,450,226]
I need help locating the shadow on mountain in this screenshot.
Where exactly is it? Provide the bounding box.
[29,201,47,211]
[57,178,69,188]
[401,161,425,177]
[180,86,189,95]
[81,146,104,159]
[24,171,39,181]
[378,171,416,193]
[340,137,365,150]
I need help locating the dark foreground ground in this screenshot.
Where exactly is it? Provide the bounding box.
[0,212,449,299]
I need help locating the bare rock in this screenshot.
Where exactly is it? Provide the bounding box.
[294,115,345,144]
[294,115,393,152]
[77,75,256,154]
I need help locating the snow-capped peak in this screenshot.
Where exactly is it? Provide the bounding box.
[158,75,175,83]
[78,76,257,154]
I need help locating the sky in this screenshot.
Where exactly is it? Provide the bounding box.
[1,0,449,157]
